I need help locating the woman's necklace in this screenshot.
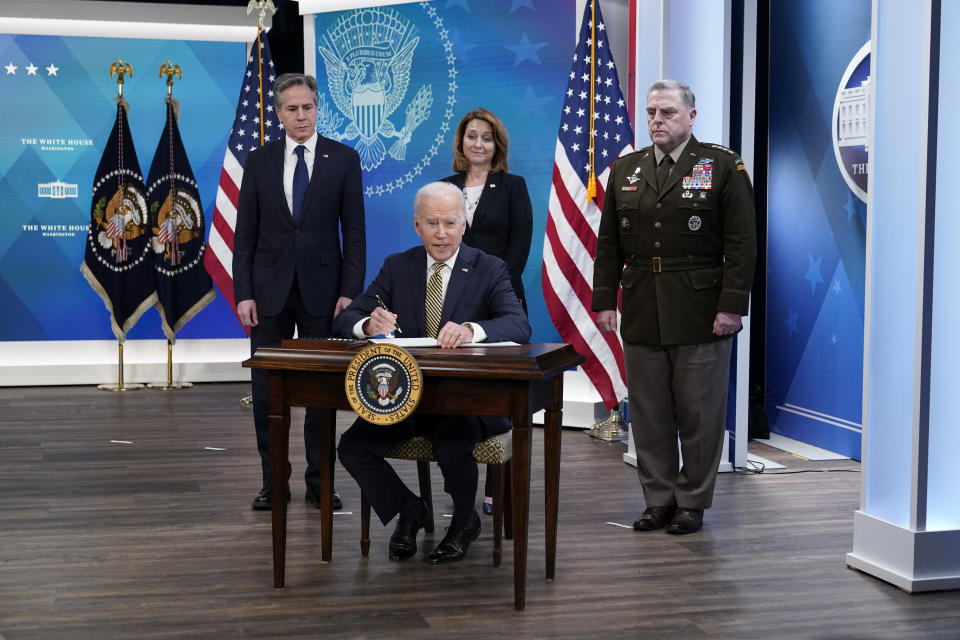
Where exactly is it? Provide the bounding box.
[462,185,483,210]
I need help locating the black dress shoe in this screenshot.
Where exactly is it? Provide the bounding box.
[251,487,291,511]
[632,505,676,531]
[667,507,704,535]
[305,486,344,511]
[428,512,481,565]
[388,501,428,561]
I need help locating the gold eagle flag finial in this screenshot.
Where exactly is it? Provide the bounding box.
[246,0,276,29]
[109,59,133,98]
[159,60,182,97]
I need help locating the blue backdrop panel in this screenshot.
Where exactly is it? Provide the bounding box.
[766,1,870,458]
[0,34,246,341]
[313,0,574,342]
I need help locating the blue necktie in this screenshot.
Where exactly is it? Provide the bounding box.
[292,144,308,222]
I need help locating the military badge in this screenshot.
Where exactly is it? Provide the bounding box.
[687,215,702,231]
[621,216,631,230]
[345,343,423,425]
[682,161,713,190]
[681,190,693,199]
[621,185,638,191]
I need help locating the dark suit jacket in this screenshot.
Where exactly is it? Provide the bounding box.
[334,244,530,344]
[441,171,532,304]
[233,136,365,317]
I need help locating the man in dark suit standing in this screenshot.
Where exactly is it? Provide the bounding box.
[334,181,530,564]
[233,73,365,511]
[593,79,756,534]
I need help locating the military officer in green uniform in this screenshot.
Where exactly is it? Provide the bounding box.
[593,79,756,534]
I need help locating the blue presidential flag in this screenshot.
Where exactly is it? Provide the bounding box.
[146,98,215,341]
[81,101,157,342]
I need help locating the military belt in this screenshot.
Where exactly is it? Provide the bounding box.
[627,255,721,273]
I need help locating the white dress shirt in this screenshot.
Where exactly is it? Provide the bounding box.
[283,131,318,215]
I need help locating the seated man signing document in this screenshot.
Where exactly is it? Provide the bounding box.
[334,181,530,564]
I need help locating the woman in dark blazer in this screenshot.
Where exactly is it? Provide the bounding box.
[442,108,533,513]
[442,108,533,310]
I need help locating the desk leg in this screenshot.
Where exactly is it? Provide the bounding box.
[543,376,563,581]
[511,399,532,611]
[316,409,336,562]
[268,374,291,589]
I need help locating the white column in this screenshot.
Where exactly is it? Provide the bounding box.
[846,0,960,592]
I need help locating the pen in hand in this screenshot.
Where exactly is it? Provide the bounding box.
[374,294,403,335]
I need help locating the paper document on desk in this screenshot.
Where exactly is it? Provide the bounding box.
[368,338,520,348]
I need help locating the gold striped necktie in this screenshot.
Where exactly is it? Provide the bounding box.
[425,261,445,338]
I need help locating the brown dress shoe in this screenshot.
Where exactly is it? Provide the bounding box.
[632,505,676,531]
[667,507,704,534]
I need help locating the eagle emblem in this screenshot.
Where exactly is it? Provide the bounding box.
[151,188,203,266]
[95,183,148,263]
[366,362,405,407]
[316,8,433,171]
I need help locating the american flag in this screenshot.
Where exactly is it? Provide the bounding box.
[541,1,634,410]
[204,29,282,329]
[157,218,173,243]
[105,212,123,239]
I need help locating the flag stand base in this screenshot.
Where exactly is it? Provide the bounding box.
[98,383,145,392]
[147,340,193,391]
[98,342,144,392]
[587,408,628,442]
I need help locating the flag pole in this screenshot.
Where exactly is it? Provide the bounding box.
[98,60,143,392]
[98,342,145,392]
[237,1,276,409]
[147,340,193,390]
[147,61,193,391]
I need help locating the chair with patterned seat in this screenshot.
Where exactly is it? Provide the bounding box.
[360,431,513,566]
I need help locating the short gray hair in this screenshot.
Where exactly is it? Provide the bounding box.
[273,73,319,110]
[648,79,696,110]
[413,182,466,219]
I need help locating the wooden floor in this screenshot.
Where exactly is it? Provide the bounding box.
[0,383,957,639]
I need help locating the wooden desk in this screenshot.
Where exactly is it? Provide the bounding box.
[244,341,583,610]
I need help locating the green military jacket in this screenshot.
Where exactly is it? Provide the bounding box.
[592,135,756,346]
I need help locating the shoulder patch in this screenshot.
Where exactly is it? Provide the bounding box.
[701,142,740,158]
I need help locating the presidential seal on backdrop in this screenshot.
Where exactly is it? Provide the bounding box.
[345,343,423,425]
[150,187,203,268]
[315,2,457,196]
[92,179,150,265]
[832,41,871,203]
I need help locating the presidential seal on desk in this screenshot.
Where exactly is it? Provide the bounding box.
[345,343,422,425]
